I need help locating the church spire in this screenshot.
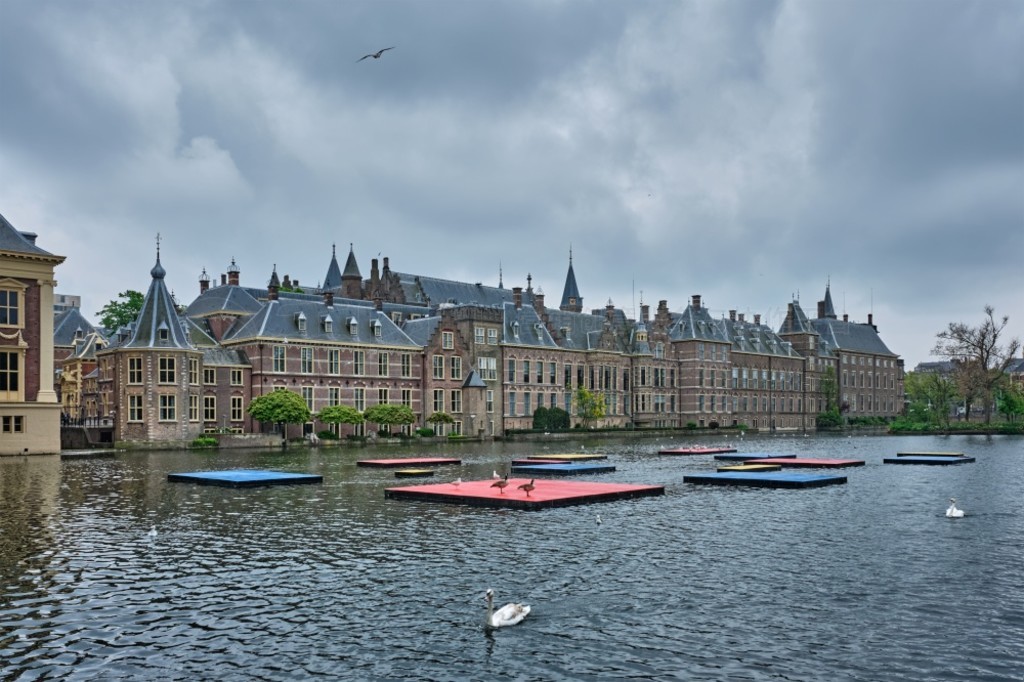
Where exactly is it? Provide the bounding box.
[559,246,582,313]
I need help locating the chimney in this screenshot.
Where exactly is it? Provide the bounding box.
[19,231,38,245]
[641,304,650,323]
[324,291,334,308]
[370,258,379,280]
[382,257,390,272]
[221,274,227,286]
[533,291,545,314]
[868,313,874,327]
[738,313,745,323]
[512,286,523,309]
[199,268,210,294]
[729,310,736,322]
[843,313,849,322]
[374,297,383,311]
[658,300,668,314]
[754,314,761,326]
[227,258,240,286]
[691,294,702,309]
[817,301,825,318]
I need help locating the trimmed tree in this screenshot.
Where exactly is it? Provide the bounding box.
[363,404,416,435]
[317,405,365,435]
[247,389,311,437]
[574,387,606,429]
[426,411,455,435]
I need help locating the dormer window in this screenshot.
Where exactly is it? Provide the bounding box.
[296,312,307,332]
[157,322,169,343]
[512,321,520,339]
[348,317,358,335]
[323,316,333,334]
[372,320,382,337]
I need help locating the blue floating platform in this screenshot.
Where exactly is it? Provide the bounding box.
[167,469,323,488]
[883,456,975,465]
[684,471,847,489]
[713,452,797,461]
[510,463,617,476]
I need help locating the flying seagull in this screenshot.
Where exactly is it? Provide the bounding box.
[358,47,395,62]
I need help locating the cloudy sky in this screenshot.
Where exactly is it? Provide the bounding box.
[2,0,1021,368]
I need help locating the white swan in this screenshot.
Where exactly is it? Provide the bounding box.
[485,588,530,628]
[946,498,965,518]
[147,526,158,538]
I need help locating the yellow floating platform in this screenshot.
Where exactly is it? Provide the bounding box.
[394,468,435,478]
[717,464,783,472]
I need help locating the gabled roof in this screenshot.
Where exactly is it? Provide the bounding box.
[667,305,731,343]
[463,370,487,388]
[224,298,418,348]
[124,254,195,350]
[545,308,627,353]
[811,318,896,356]
[393,271,515,308]
[723,318,803,358]
[778,300,816,336]
[401,316,439,346]
[69,331,106,360]
[0,211,59,258]
[54,307,103,347]
[502,302,559,348]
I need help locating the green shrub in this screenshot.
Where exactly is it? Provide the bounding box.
[190,436,218,449]
[685,422,698,430]
[316,430,339,440]
[416,427,436,437]
[816,410,843,428]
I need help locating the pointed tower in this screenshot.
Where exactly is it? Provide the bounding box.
[341,244,362,299]
[559,248,583,313]
[267,265,281,301]
[322,244,343,291]
[125,247,192,349]
[817,280,837,320]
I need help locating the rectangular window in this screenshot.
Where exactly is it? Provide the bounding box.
[204,396,216,422]
[1,415,23,432]
[354,388,365,411]
[432,355,445,379]
[442,331,454,349]
[524,392,531,415]
[549,362,557,384]
[478,356,496,380]
[189,358,199,385]
[328,387,340,406]
[353,350,365,375]
[565,364,572,388]
[487,328,498,345]
[302,386,314,410]
[450,356,462,381]
[401,353,412,378]
[486,389,494,413]
[378,388,389,405]
[508,391,516,416]
[536,362,543,384]
[204,368,216,385]
[475,327,485,344]
[433,389,445,413]
[523,360,530,383]
[158,357,176,384]
[378,352,389,377]
[231,396,243,421]
[401,389,412,407]
[451,389,462,413]
[507,359,516,382]
[301,347,314,374]
[129,395,144,422]
[273,346,286,372]
[328,349,341,375]
[159,395,176,421]
[128,357,143,385]
[0,289,21,326]
[230,369,243,386]
[189,394,199,422]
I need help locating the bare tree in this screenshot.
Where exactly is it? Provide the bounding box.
[932,306,1021,423]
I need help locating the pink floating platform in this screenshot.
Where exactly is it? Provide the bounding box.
[745,457,865,469]
[658,446,739,455]
[385,477,664,510]
[357,457,461,468]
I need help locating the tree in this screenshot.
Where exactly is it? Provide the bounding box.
[574,387,606,429]
[96,290,144,331]
[317,405,364,432]
[932,306,1021,423]
[426,411,455,435]
[905,371,959,427]
[996,383,1024,423]
[247,389,311,436]
[533,406,569,431]
[818,366,839,414]
[363,404,416,435]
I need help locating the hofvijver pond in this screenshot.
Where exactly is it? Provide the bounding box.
[2,434,1022,681]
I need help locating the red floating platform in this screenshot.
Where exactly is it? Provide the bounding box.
[357,457,461,468]
[385,478,664,510]
[658,446,739,455]
[744,457,865,469]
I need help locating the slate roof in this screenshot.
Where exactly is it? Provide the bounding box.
[821,284,837,319]
[778,301,816,335]
[463,370,487,388]
[393,271,517,308]
[722,319,803,358]
[54,308,103,347]
[185,285,263,318]
[201,348,250,367]
[68,331,106,360]
[560,253,582,309]
[342,245,361,278]
[401,316,439,346]
[223,298,418,348]
[0,212,58,258]
[503,302,559,348]
[124,255,195,350]
[811,318,896,356]
[322,245,343,290]
[545,308,627,353]
[667,305,731,343]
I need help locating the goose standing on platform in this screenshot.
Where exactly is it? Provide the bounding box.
[484,588,530,628]
[946,498,965,518]
[491,474,509,494]
[517,479,535,497]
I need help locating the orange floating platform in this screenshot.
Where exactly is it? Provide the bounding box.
[658,446,739,455]
[357,457,461,468]
[385,478,664,510]
[745,457,865,469]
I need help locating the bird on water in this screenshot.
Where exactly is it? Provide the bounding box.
[517,479,535,497]
[946,498,965,518]
[484,588,530,628]
[357,47,395,62]
[491,474,509,494]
